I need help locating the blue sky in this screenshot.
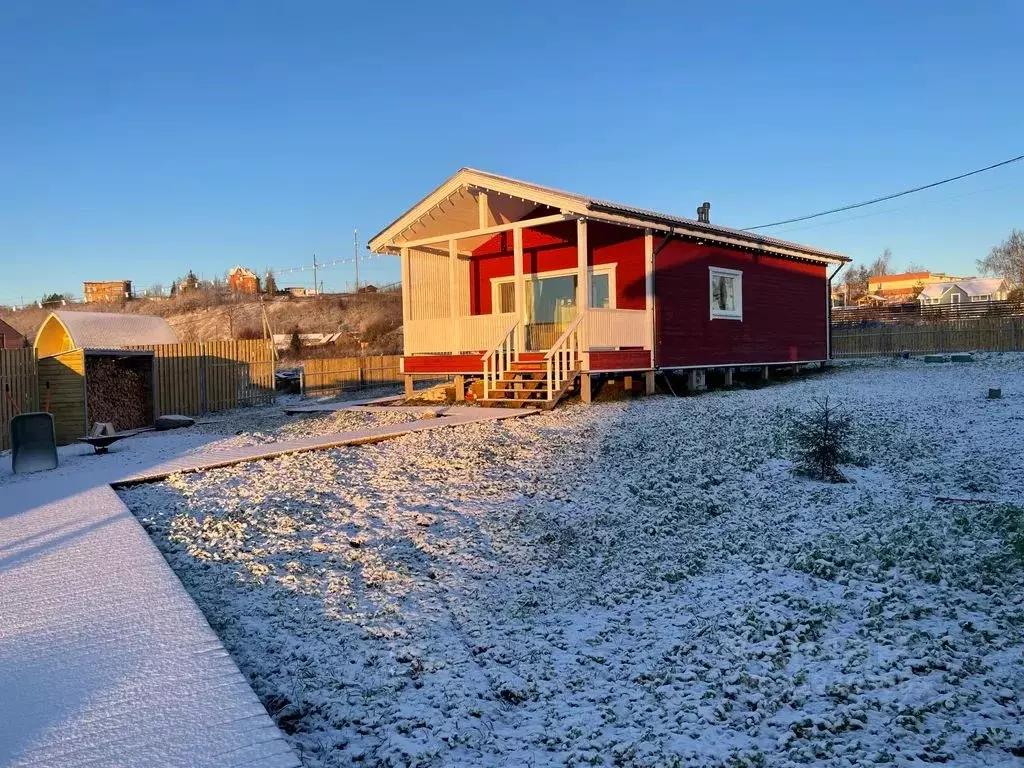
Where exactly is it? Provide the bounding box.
[2,0,1022,304]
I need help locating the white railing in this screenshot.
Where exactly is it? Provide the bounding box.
[586,308,647,349]
[406,308,648,357]
[482,318,520,399]
[544,314,584,400]
[460,312,516,352]
[405,312,517,355]
[404,318,453,355]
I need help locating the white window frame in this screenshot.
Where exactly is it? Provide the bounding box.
[709,266,743,321]
[490,264,617,314]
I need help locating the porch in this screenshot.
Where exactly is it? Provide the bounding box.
[397,215,654,406]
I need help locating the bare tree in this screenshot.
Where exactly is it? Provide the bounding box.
[868,248,892,278]
[978,229,1024,286]
[842,264,869,299]
[840,248,892,301]
[906,262,926,273]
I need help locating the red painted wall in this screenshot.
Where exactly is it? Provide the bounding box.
[590,350,652,371]
[403,354,484,374]
[655,240,828,367]
[469,220,646,314]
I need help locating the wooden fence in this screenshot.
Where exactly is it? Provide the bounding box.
[833,298,1024,327]
[832,317,1024,358]
[0,348,39,451]
[129,339,275,416]
[301,355,402,395]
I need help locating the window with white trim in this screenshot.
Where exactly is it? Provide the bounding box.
[709,267,743,320]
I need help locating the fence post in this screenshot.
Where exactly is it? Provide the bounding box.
[199,343,208,415]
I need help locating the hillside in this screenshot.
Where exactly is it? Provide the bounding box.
[1,291,403,355]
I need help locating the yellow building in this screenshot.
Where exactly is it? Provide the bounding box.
[866,271,964,301]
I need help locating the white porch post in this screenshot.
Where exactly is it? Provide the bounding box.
[644,229,655,365]
[478,191,489,228]
[400,246,411,356]
[448,238,459,354]
[513,226,525,351]
[577,218,589,370]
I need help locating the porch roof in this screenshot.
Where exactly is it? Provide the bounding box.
[369,168,850,265]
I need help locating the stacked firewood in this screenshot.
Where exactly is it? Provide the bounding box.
[86,357,154,431]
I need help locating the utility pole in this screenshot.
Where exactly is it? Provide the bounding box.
[353,228,360,292]
[312,253,318,296]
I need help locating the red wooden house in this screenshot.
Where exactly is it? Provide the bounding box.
[368,169,848,407]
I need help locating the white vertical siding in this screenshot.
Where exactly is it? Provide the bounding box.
[409,248,450,320]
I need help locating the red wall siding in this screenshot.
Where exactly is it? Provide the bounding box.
[655,241,828,367]
[590,350,652,371]
[403,355,484,374]
[469,220,646,314]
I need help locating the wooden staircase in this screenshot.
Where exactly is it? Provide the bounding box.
[479,355,579,409]
[479,315,583,410]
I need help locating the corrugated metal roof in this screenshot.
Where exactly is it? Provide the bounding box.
[53,311,178,349]
[463,168,849,262]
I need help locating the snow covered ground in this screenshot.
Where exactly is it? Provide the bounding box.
[0,400,432,486]
[121,356,1024,767]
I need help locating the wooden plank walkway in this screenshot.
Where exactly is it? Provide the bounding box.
[116,407,531,486]
[0,406,532,767]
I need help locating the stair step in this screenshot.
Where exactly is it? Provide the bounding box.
[478,397,549,408]
[498,373,546,381]
[510,363,550,372]
[490,381,549,391]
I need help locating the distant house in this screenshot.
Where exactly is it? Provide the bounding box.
[83,280,133,303]
[228,266,261,295]
[0,318,25,349]
[271,332,345,350]
[285,287,312,297]
[35,310,178,357]
[918,278,1011,306]
[174,272,202,295]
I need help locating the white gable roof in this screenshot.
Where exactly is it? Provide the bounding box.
[369,168,849,264]
[917,282,957,300]
[958,277,1006,297]
[918,277,1008,301]
[50,311,178,348]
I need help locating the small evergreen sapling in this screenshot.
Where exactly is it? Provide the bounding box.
[788,396,852,482]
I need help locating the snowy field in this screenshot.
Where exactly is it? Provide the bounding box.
[122,356,1024,767]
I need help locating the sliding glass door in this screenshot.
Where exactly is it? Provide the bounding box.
[494,269,613,350]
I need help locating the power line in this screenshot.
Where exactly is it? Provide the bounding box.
[744,153,1024,231]
[770,182,1013,236]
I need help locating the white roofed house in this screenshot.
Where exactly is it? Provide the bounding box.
[918,278,1011,306]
